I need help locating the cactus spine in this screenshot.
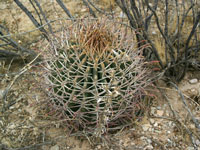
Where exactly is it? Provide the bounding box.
[44,19,151,136]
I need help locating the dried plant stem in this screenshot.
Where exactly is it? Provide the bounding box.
[1,52,41,112]
[158,86,199,149]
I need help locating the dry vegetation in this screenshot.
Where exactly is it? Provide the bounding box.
[0,0,200,150]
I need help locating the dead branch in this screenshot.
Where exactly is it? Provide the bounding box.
[170,82,200,132]
[14,0,49,41]
[82,0,97,18]
[0,24,37,60]
[178,11,200,81]
[144,0,158,31]
[0,52,41,112]
[158,85,199,149]
[56,0,74,19]
[87,0,107,14]
[145,0,176,63]
[0,50,21,60]
[30,0,54,35]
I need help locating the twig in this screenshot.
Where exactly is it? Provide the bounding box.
[170,82,200,132]
[144,0,158,31]
[158,85,199,149]
[29,0,43,25]
[164,0,169,65]
[178,11,200,81]
[14,0,49,41]
[174,0,180,58]
[0,50,21,59]
[145,0,176,64]
[0,18,86,38]
[7,141,52,150]
[0,25,36,56]
[32,0,54,35]
[82,0,97,18]
[56,0,74,19]
[87,0,107,15]
[1,52,42,112]
[116,0,164,67]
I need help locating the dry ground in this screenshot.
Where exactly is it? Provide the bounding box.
[0,0,200,150]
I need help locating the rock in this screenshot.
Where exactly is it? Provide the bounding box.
[187,146,194,150]
[97,145,101,150]
[50,145,59,150]
[154,122,158,127]
[152,31,156,35]
[154,130,161,133]
[196,139,200,146]
[189,88,199,96]
[189,79,198,84]
[189,124,195,129]
[142,124,151,131]
[156,106,161,110]
[147,139,152,144]
[0,89,5,99]
[149,119,155,124]
[144,145,153,150]
[167,130,171,134]
[119,11,126,18]
[156,110,164,116]
[168,121,175,127]
[150,107,156,114]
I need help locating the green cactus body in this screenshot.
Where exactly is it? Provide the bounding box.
[45,20,150,135]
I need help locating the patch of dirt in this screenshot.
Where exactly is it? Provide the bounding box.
[1,58,200,150]
[0,1,200,150]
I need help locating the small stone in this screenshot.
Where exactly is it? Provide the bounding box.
[0,89,5,99]
[131,142,135,145]
[189,79,198,84]
[147,139,152,144]
[50,145,59,150]
[165,110,170,116]
[168,121,174,127]
[130,128,135,131]
[119,12,126,18]
[154,130,161,133]
[149,119,155,124]
[190,88,199,96]
[97,145,101,149]
[140,136,146,140]
[144,145,153,150]
[149,3,153,7]
[156,106,161,110]
[154,122,158,127]
[142,124,151,131]
[151,107,156,114]
[167,130,171,134]
[189,124,195,129]
[187,146,195,150]
[143,126,149,131]
[156,110,164,116]
[152,31,156,35]
[167,139,172,143]
[196,139,200,146]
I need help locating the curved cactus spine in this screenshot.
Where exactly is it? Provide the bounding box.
[43,19,151,136]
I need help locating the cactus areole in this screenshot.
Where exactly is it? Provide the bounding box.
[44,19,150,136]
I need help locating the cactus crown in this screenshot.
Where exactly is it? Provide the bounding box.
[79,21,113,57]
[44,19,151,137]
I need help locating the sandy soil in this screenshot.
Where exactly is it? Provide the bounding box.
[0,1,200,150]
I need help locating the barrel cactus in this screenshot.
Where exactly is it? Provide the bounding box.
[43,19,151,137]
